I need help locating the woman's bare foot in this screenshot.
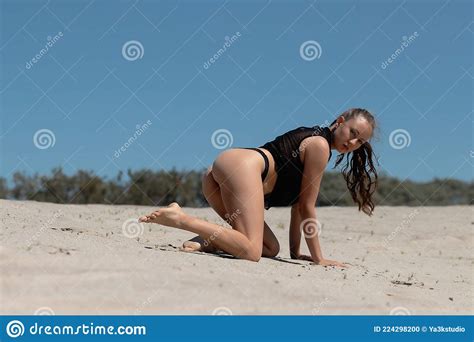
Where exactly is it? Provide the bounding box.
[138,202,185,228]
[182,235,219,253]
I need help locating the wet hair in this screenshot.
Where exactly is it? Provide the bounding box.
[330,108,378,216]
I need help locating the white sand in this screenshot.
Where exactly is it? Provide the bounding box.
[0,199,472,315]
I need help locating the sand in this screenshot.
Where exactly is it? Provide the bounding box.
[0,199,472,315]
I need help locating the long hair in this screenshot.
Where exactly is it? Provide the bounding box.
[330,108,378,216]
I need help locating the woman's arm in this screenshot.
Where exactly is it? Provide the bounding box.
[289,203,323,261]
[294,138,346,267]
[289,203,302,259]
[298,205,324,262]
[298,202,346,267]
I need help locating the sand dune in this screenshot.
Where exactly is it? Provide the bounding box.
[0,199,472,315]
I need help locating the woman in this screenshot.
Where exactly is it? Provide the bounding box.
[139,108,378,267]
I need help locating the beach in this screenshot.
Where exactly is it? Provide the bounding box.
[0,199,471,315]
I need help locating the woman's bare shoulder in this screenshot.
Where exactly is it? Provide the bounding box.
[298,136,330,164]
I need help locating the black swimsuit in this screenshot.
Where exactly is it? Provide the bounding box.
[241,125,333,210]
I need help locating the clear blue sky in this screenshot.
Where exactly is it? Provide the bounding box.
[1,0,472,183]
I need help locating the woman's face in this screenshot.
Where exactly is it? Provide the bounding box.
[332,116,373,153]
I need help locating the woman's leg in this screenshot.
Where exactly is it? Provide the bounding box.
[183,166,280,257]
[140,149,268,261]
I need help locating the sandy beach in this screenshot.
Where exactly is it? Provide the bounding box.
[0,199,472,315]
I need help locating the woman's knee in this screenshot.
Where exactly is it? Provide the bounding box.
[243,246,262,262]
[232,235,263,262]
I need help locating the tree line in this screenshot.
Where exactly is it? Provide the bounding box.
[0,167,472,207]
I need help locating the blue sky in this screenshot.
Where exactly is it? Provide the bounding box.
[1,0,472,183]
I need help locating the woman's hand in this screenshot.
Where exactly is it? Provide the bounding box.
[292,253,347,268]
